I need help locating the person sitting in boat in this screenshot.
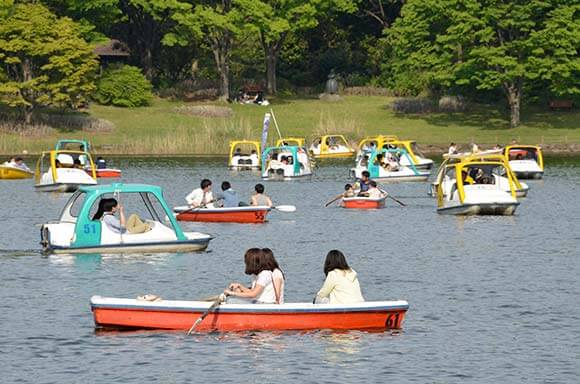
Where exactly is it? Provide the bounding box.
[11,157,31,171]
[186,179,215,208]
[343,184,355,198]
[315,250,364,305]
[224,248,284,304]
[250,183,273,207]
[367,181,386,199]
[92,198,151,234]
[73,158,84,169]
[249,150,259,163]
[383,152,399,171]
[448,142,458,155]
[461,170,475,185]
[297,148,308,169]
[214,181,245,208]
[354,171,371,195]
[96,157,107,170]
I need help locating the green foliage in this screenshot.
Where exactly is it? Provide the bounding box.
[383,0,580,126]
[0,3,98,120]
[95,65,153,107]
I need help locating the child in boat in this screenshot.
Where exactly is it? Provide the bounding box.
[250,183,272,207]
[343,184,355,198]
[186,179,215,208]
[92,198,151,234]
[96,157,107,169]
[354,171,371,195]
[224,248,284,304]
[315,250,364,304]
[367,180,386,199]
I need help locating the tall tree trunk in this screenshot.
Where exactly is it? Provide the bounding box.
[21,57,34,126]
[504,81,522,128]
[266,51,277,95]
[211,37,231,101]
[261,33,287,96]
[24,106,33,125]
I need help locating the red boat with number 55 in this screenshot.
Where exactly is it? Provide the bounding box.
[90,296,409,332]
[174,205,271,223]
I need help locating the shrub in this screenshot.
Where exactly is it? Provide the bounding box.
[391,97,436,114]
[439,96,467,112]
[95,65,153,107]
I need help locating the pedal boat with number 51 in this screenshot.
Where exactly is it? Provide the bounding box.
[173,205,272,223]
[40,183,213,254]
[435,159,520,215]
[90,296,409,332]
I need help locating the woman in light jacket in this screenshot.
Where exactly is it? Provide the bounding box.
[315,250,364,304]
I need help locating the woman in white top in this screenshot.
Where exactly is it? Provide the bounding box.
[315,250,364,305]
[225,248,285,304]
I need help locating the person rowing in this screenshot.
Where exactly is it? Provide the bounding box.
[186,179,215,208]
[353,170,371,196]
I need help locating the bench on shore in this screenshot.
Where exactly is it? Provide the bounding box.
[549,100,574,110]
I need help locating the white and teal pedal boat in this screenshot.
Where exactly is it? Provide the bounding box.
[40,183,213,254]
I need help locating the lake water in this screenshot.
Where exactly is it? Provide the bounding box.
[1,156,579,383]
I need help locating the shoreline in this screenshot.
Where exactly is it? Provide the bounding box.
[3,143,580,157]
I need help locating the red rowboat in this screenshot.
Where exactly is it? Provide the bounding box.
[86,168,122,178]
[90,296,409,332]
[174,205,271,223]
[342,196,386,209]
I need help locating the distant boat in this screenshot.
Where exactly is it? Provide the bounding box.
[0,164,33,180]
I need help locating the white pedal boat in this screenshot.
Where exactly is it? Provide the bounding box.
[41,183,213,254]
[35,150,97,192]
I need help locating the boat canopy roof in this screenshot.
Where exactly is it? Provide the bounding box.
[276,137,305,147]
[56,139,91,151]
[78,183,162,195]
[262,145,300,156]
[229,140,260,148]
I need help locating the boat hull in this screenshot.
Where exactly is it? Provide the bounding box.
[46,239,212,254]
[35,183,89,193]
[437,202,519,216]
[175,206,271,223]
[513,171,543,180]
[95,168,122,178]
[373,175,429,182]
[0,166,33,179]
[90,297,409,332]
[342,197,386,209]
[262,172,312,181]
[313,152,355,159]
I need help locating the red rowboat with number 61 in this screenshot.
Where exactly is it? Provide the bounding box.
[90,296,409,332]
[174,205,271,223]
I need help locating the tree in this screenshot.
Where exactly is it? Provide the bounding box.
[0,3,98,124]
[45,0,187,82]
[166,0,257,101]
[385,0,580,127]
[252,0,357,95]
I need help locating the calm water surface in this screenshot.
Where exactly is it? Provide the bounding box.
[1,156,579,383]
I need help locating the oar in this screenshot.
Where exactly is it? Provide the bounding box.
[378,187,406,207]
[324,194,343,207]
[186,295,224,335]
[273,205,296,212]
[175,200,215,215]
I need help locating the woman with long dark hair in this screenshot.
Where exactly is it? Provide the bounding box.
[92,198,126,233]
[225,248,283,304]
[315,250,364,304]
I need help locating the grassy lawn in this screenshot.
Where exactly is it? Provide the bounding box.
[1,96,579,155]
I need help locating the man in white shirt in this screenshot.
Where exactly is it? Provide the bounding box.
[186,179,215,208]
